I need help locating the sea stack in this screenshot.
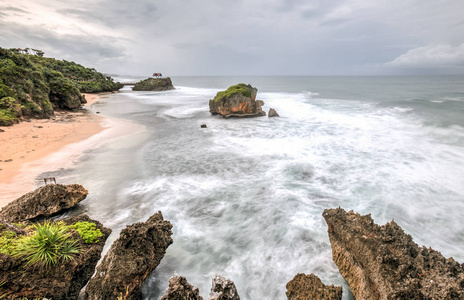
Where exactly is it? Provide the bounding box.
[132,77,174,91]
[209,83,265,118]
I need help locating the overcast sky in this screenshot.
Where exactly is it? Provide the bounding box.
[0,0,463,76]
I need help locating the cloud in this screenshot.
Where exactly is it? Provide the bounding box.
[387,43,464,68]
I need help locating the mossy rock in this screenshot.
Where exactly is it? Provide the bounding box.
[132,77,174,91]
[211,83,254,102]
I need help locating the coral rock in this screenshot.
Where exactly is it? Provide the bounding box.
[161,276,203,300]
[86,211,173,300]
[209,83,265,118]
[286,273,342,300]
[323,207,464,299]
[268,108,280,117]
[208,274,240,300]
[0,184,88,222]
[132,77,174,91]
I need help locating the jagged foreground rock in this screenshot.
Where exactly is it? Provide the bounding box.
[86,211,173,300]
[0,184,88,222]
[132,77,175,91]
[161,274,240,300]
[323,207,464,299]
[0,215,111,299]
[286,273,342,300]
[209,83,265,118]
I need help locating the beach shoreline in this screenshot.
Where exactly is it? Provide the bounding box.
[0,92,139,208]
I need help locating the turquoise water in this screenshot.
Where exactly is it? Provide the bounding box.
[52,76,464,299]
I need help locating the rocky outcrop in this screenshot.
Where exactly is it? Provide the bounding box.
[85,211,173,300]
[132,77,174,91]
[268,108,280,117]
[161,275,240,300]
[208,274,240,300]
[209,83,265,118]
[323,207,464,299]
[161,276,203,300]
[0,184,88,223]
[0,215,111,300]
[286,273,342,300]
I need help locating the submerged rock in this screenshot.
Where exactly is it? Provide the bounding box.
[209,83,265,118]
[0,215,111,300]
[208,274,240,300]
[86,211,173,300]
[0,184,88,223]
[323,207,464,299]
[268,108,280,117]
[161,276,203,300]
[286,273,342,300]
[132,77,174,91]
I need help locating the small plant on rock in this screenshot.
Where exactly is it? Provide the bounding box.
[12,221,80,268]
[69,221,103,244]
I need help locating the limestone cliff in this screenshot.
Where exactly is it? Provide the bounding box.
[323,207,464,299]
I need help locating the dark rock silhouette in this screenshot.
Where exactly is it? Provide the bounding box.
[323,207,464,299]
[0,184,88,223]
[0,215,111,300]
[209,83,265,118]
[286,273,342,300]
[86,211,173,300]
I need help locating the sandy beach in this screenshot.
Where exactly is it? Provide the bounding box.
[0,93,108,207]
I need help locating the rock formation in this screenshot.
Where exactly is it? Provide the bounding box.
[286,273,342,300]
[161,276,204,300]
[132,77,175,91]
[323,207,464,299]
[0,184,88,223]
[0,215,111,300]
[268,108,280,117]
[85,211,173,300]
[208,274,240,300]
[209,83,265,118]
[161,275,241,300]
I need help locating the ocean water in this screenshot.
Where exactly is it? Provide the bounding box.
[52,76,464,299]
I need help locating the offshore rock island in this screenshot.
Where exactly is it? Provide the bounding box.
[132,77,175,91]
[209,83,266,118]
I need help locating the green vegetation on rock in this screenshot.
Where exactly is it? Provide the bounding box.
[69,221,103,244]
[0,221,80,268]
[0,47,122,126]
[132,77,174,91]
[212,83,253,102]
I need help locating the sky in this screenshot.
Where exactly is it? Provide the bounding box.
[0,0,463,76]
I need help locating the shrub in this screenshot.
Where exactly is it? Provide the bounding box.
[69,221,103,244]
[212,83,253,102]
[12,221,80,268]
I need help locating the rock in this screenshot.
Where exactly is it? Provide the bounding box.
[286,273,342,300]
[0,215,111,300]
[4,159,12,162]
[323,207,464,299]
[209,83,266,118]
[268,108,280,117]
[132,77,175,91]
[0,128,4,132]
[201,124,207,128]
[32,135,38,138]
[86,211,173,300]
[208,274,240,300]
[0,184,88,223]
[161,275,203,300]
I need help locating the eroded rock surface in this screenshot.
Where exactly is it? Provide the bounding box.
[161,275,203,300]
[0,215,111,300]
[208,274,240,300]
[209,83,265,118]
[323,207,464,299]
[268,108,280,117]
[286,273,342,300]
[86,211,173,300]
[132,77,174,91]
[0,184,88,222]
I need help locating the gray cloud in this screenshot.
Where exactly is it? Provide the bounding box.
[0,0,463,75]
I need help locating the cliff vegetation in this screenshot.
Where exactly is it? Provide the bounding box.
[0,47,122,126]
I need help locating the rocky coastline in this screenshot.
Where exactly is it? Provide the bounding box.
[1,183,463,299]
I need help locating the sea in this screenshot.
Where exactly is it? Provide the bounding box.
[51,75,464,299]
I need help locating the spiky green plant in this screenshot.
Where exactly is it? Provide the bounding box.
[12,221,80,268]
